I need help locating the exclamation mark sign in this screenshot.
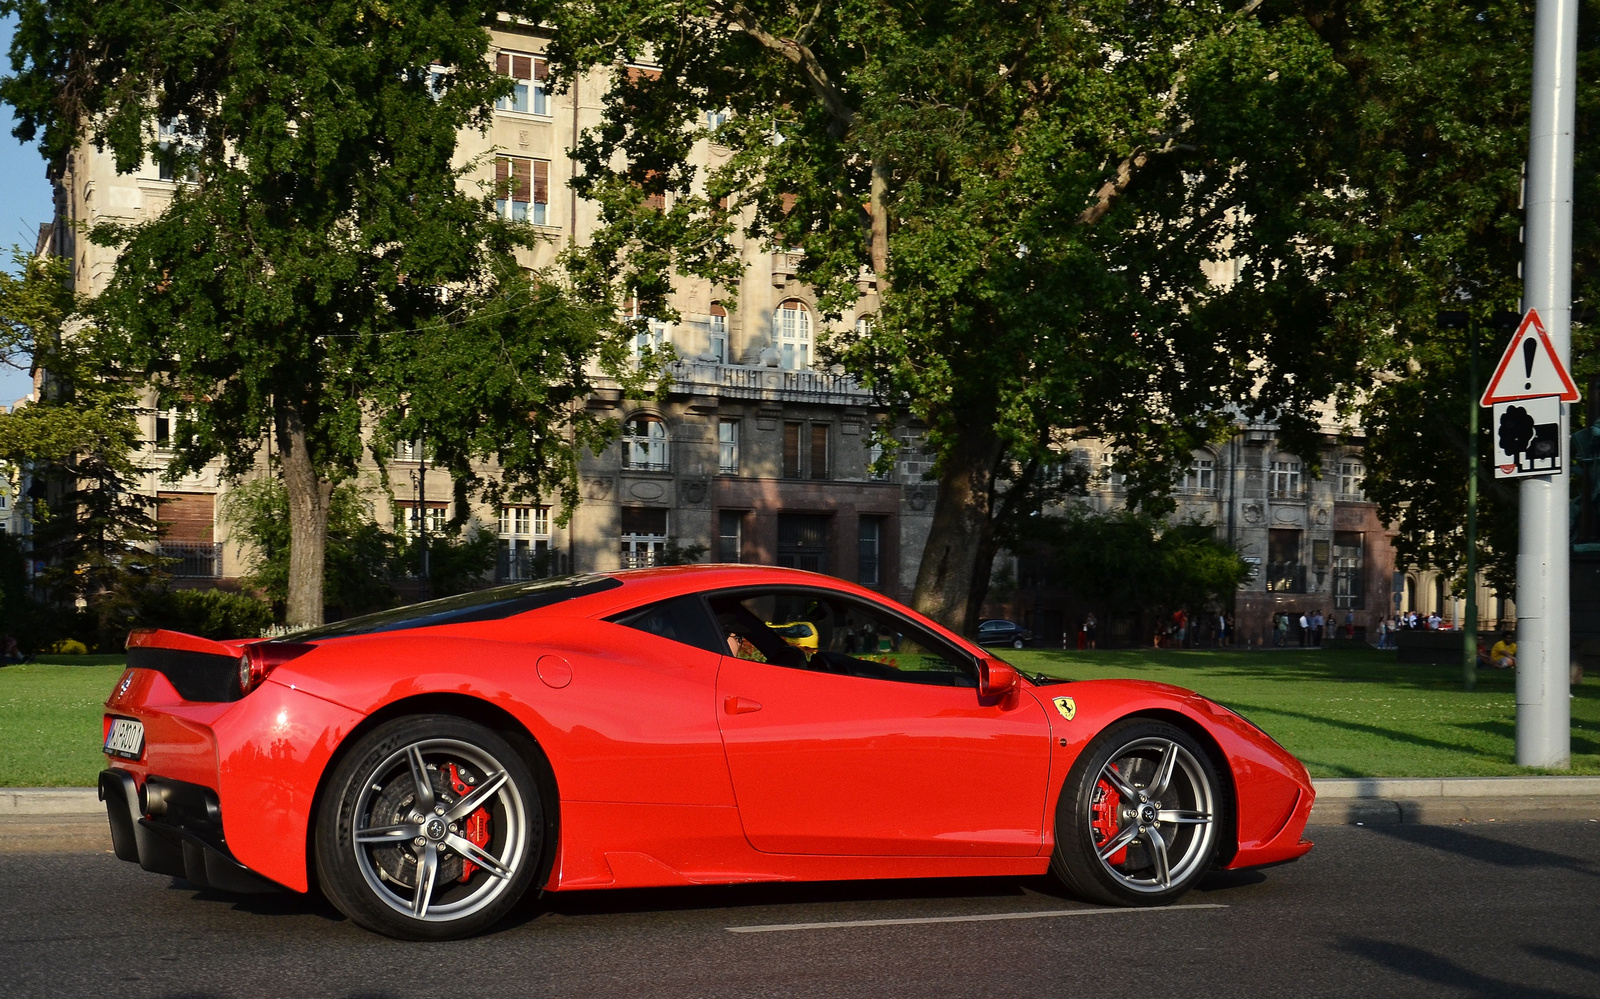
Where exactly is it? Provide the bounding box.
[1524,338,1537,390]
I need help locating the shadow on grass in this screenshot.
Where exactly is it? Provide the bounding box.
[1453,719,1600,760]
[1017,648,1523,696]
[1226,702,1503,762]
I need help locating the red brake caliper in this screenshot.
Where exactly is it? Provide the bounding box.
[1090,767,1128,865]
[446,763,492,882]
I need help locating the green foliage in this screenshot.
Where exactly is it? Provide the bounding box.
[391,521,499,599]
[134,587,274,641]
[1,0,640,623]
[1038,509,1251,622]
[0,250,164,647]
[658,539,709,566]
[224,478,398,618]
[225,477,500,616]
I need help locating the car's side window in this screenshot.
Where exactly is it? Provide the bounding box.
[610,595,724,655]
[708,589,977,687]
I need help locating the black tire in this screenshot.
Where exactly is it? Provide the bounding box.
[1012,637,1026,649]
[1050,718,1220,907]
[315,715,544,940]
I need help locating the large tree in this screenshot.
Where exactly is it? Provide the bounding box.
[544,0,1388,632]
[3,0,637,625]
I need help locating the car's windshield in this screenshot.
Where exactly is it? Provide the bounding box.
[279,575,622,640]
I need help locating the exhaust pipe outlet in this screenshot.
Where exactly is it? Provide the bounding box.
[139,781,169,817]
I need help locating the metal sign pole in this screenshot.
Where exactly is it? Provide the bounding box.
[1518,0,1578,768]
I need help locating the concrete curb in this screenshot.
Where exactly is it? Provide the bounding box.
[1307,777,1600,826]
[0,788,101,815]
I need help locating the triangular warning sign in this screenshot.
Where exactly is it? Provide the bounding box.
[1480,308,1581,405]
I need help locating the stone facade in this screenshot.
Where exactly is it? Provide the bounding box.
[37,21,938,603]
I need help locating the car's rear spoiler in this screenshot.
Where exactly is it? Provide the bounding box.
[124,629,265,703]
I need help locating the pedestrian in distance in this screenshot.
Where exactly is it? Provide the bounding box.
[1084,612,1097,650]
[1298,611,1310,648]
[1312,610,1325,647]
[1344,609,1355,639]
[1490,632,1517,669]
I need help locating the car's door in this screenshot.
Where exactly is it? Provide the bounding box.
[711,587,1053,857]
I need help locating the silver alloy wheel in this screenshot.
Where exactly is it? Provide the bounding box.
[1087,736,1216,894]
[350,737,527,922]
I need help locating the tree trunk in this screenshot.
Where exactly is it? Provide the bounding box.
[910,420,1003,635]
[869,157,891,284]
[278,401,331,627]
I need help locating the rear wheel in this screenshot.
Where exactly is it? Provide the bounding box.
[315,715,543,939]
[1012,637,1025,649]
[1050,719,1219,906]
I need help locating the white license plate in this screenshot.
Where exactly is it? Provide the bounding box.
[104,718,144,760]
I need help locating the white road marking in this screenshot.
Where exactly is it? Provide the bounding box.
[726,902,1227,933]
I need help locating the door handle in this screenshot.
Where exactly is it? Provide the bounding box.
[724,695,763,715]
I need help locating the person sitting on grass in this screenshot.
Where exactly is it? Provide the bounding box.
[1489,632,1517,670]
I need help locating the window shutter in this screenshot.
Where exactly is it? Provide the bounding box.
[512,55,533,80]
[496,53,511,76]
[810,425,829,480]
[513,158,532,202]
[495,157,509,197]
[533,159,549,205]
[534,57,549,81]
[783,423,802,478]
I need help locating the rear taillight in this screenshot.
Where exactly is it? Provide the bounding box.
[237,642,317,694]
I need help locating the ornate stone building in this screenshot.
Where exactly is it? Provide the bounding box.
[37,20,938,606]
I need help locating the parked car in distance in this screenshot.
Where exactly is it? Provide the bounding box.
[976,619,1032,649]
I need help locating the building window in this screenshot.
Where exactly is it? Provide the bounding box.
[1182,456,1215,492]
[626,299,672,363]
[709,304,728,364]
[777,513,830,574]
[719,510,743,562]
[784,423,803,478]
[156,121,198,182]
[1099,454,1125,489]
[497,504,552,580]
[858,517,882,587]
[718,419,739,474]
[1333,531,1365,609]
[774,299,812,370]
[809,424,829,480]
[867,441,889,481]
[706,109,729,132]
[397,502,447,538]
[1265,528,1305,593]
[495,51,549,115]
[621,507,668,568]
[622,415,669,471]
[898,434,931,483]
[1269,460,1302,499]
[1338,460,1365,500]
[495,156,549,225]
[782,422,829,479]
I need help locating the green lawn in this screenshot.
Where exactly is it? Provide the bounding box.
[0,661,127,787]
[3,648,1598,785]
[999,646,1600,777]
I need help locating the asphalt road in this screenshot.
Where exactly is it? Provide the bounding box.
[3,821,1599,999]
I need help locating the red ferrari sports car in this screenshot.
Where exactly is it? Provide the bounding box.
[98,565,1313,939]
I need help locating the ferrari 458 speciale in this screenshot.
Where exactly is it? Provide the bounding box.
[98,565,1313,939]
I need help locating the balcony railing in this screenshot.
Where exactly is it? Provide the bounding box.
[1264,561,1306,594]
[158,542,224,578]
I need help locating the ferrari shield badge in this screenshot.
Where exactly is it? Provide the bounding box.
[1053,696,1076,721]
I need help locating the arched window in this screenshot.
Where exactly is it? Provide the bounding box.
[622,415,669,471]
[774,299,812,370]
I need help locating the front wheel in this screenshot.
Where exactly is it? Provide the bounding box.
[1050,719,1220,906]
[315,715,543,939]
[1012,637,1026,649]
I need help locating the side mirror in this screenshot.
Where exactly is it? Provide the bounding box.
[979,658,1020,699]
